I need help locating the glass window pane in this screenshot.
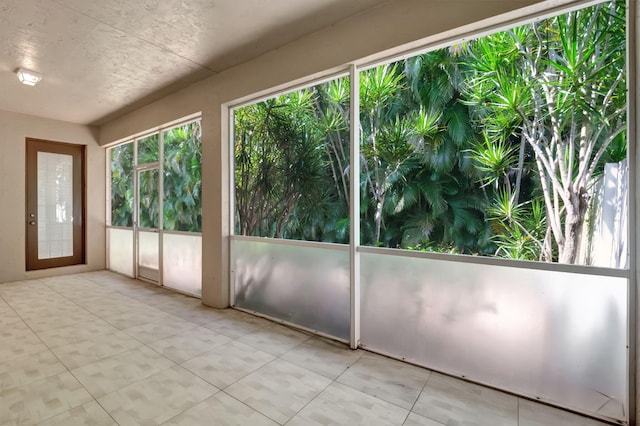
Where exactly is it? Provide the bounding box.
[163,121,202,232]
[358,1,627,267]
[137,133,159,164]
[138,169,159,229]
[233,76,350,243]
[110,142,134,227]
[37,152,74,259]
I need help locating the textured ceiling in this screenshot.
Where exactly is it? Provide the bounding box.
[0,0,390,125]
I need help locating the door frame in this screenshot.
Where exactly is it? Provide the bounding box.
[134,163,162,284]
[25,138,86,270]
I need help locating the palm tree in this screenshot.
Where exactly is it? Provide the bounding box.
[462,0,626,263]
[359,53,491,254]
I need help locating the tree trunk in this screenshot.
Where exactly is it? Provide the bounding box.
[559,187,590,263]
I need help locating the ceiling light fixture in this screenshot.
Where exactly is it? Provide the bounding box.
[16,68,43,86]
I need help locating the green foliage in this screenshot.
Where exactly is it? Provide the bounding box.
[110,143,134,227]
[231,0,626,263]
[137,134,159,164]
[163,122,202,232]
[462,0,626,262]
[234,82,350,242]
[109,121,202,233]
[138,168,159,229]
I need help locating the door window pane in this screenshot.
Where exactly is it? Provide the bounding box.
[37,152,74,259]
[138,168,159,229]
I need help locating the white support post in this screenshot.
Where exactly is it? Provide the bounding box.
[628,0,638,423]
[350,64,361,350]
[158,131,165,288]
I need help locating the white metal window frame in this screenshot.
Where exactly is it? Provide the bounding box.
[105,114,203,297]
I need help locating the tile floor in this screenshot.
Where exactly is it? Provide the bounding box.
[0,271,614,426]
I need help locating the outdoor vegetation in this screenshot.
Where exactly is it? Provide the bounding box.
[110,120,202,232]
[233,0,627,265]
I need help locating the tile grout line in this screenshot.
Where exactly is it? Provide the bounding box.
[402,369,436,425]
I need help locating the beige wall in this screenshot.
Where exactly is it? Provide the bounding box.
[0,110,105,283]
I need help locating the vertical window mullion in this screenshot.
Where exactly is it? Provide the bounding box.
[350,64,361,349]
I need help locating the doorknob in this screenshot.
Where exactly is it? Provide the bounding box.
[29,221,36,225]
[29,213,35,218]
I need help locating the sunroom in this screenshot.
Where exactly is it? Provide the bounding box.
[0,0,637,424]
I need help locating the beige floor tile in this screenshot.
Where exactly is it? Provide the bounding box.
[238,323,311,356]
[166,305,229,325]
[202,311,271,338]
[0,300,13,314]
[225,359,332,424]
[281,336,363,379]
[37,319,120,348]
[163,392,279,426]
[50,330,142,369]
[0,312,26,328]
[0,332,49,363]
[288,382,409,426]
[11,302,83,320]
[181,341,275,389]
[518,398,611,426]
[337,353,430,409]
[136,292,186,307]
[0,371,92,425]
[71,346,175,398]
[153,297,202,315]
[37,401,117,426]
[75,297,150,318]
[122,318,198,344]
[0,350,67,392]
[101,308,178,329]
[148,326,231,363]
[98,365,218,426]
[23,310,100,333]
[404,412,447,425]
[412,373,518,426]
[0,319,34,340]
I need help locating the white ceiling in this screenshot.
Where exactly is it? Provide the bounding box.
[0,0,389,125]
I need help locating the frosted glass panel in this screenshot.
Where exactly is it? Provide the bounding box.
[138,231,159,269]
[360,251,628,421]
[163,233,202,296]
[108,228,133,276]
[233,239,349,340]
[37,152,74,259]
